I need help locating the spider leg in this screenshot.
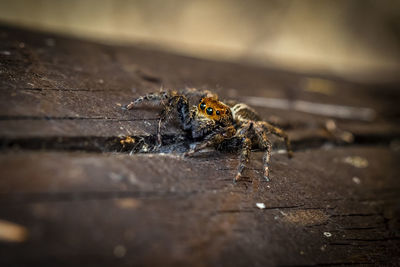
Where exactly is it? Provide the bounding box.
[175,95,194,131]
[125,91,193,146]
[260,121,293,158]
[157,94,192,145]
[156,117,163,145]
[232,121,254,182]
[254,127,272,181]
[156,102,174,145]
[124,91,170,110]
[234,137,252,182]
[262,142,272,181]
[124,91,171,145]
[182,87,219,99]
[184,126,236,156]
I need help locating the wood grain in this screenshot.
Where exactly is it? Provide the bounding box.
[0,25,399,266]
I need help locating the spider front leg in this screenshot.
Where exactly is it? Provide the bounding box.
[124,91,170,145]
[181,87,219,100]
[124,91,190,146]
[158,94,193,145]
[184,126,236,156]
[124,91,170,110]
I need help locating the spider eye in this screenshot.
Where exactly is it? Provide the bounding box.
[206,107,213,115]
[200,103,206,110]
[216,110,220,115]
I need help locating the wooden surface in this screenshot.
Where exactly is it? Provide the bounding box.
[0,25,399,266]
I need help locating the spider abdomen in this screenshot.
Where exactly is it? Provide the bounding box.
[231,103,261,122]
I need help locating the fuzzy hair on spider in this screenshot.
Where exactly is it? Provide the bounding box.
[124,88,293,182]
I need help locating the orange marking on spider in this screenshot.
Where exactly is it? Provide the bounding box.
[198,97,231,121]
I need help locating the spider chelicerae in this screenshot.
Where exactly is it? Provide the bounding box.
[125,88,293,182]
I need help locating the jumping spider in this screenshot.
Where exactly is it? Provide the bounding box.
[125,88,293,182]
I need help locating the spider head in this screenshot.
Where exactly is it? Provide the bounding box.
[198,97,233,125]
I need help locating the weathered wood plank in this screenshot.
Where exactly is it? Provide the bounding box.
[0,87,399,152]
[0,147,399,266]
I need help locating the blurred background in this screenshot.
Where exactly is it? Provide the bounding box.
[0,0,400,83]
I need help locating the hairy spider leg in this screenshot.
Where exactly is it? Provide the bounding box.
[158,94,194,144]
[124,91,171,144]
[124,91,197,145]
[124,91,170,110]
[260,121,293,158]
[235,137,252,182]
[254,127,273,181]
[174,95,193,130]
[234,122,254,182]
[184,125,236,156]
[160,93,218,144]
[181,87,219,99]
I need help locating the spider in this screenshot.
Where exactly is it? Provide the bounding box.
[125,88,293,182]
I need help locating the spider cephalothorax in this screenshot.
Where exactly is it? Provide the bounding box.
[125,88,292,182]
[197,97,233,125]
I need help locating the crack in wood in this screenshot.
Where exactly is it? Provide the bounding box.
[278,262,379,266]
[0,135,190,153]
[335,237,400,242]
[0,115,159,121]
[328,242,380,247]
[0,130,397,155]
[339,226,384,230]
[330,213,381,217]
[0,190,200,204]
[0,87,129,92]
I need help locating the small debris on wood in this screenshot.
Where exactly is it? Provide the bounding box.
[343,156,369,168]
[0,50,11,55]
[0,219,29,243]
[352,176,361,184]
[323,232,332,238]
[120,136,136,146]
[115,198,141,209]
[325,119,354,143]
[256,203,266,209]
